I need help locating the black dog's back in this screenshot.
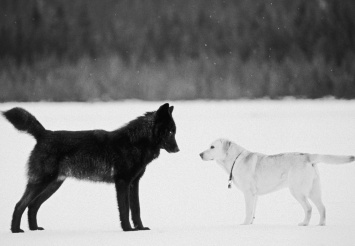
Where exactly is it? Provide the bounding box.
[30,129,114,183]
[3,108,113,182]
[3,104,179,233]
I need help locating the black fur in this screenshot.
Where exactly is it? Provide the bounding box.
[3,103,179,233]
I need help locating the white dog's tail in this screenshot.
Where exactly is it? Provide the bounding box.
[309,154,355,164]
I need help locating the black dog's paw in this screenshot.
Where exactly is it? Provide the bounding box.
[122,227,138,232]
[30,227,44,231]
[137,226,150,231]
[11,228,24,233]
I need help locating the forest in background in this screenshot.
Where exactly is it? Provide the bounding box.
[0,0,355,101]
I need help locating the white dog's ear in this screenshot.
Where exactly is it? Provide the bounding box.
[223,140,231,153]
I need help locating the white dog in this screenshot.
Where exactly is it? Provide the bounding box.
[200,139,354,226]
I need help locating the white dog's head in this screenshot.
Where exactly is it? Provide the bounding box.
[199,139,232,161]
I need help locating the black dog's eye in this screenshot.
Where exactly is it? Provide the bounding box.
[169,131,174,135]
[211,146,215,149]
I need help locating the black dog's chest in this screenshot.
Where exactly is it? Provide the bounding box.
[143,148,160,163]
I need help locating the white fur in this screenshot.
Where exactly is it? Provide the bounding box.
[200,139,355,226]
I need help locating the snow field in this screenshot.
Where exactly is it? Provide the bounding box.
[0,100,355,245]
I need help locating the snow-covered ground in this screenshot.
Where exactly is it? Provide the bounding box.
[0,100,355,246]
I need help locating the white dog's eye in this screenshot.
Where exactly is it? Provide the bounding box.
[210,146,215,149]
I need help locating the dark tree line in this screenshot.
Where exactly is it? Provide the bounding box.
[0,0,355,101]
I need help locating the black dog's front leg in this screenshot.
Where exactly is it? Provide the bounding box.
[114,179,136,231]
[130,178,150,230]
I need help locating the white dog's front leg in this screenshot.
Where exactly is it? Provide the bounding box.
[242,192,257,225]
[252,195,258,224]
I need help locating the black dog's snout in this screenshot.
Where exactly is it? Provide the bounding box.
[199,153,203,159]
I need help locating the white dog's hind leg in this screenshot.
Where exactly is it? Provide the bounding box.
[289,163,315,226]
[309,178,326,226]
[242,192,257,225]
[291,191,313,226]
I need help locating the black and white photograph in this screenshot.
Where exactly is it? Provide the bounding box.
[1,0,355,245]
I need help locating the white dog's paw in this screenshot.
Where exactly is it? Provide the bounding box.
[298,222,309,226]
[318,222,326,226]
[241,221,253,225]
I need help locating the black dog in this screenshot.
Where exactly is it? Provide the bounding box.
[3,103,179,233]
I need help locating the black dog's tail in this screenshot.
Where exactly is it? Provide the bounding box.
[3,107,46,140]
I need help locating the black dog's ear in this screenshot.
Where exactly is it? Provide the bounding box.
[156,103,170,120]
[168,106,174,115]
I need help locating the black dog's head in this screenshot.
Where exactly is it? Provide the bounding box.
[154,103,180,153]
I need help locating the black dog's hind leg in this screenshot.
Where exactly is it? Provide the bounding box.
[115,179,136,231]
[11,181,51,233]
[28,180,64,231]
[130,176,150,230]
